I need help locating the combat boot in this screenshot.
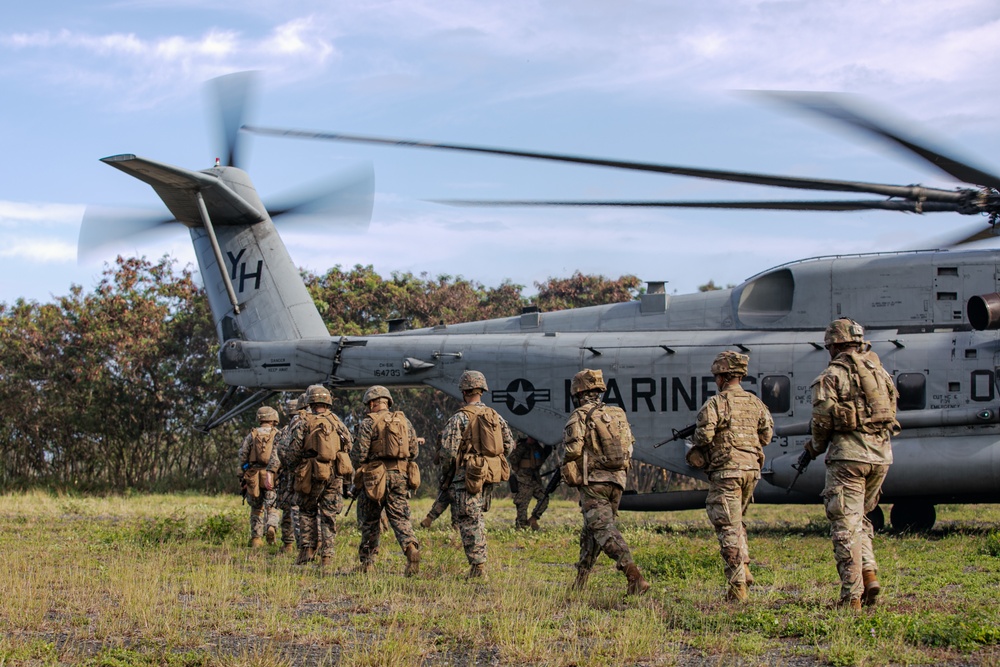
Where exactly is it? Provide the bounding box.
[320,554,333,570]
[249,536,264,548]
[467,563,487,580]
[295,547,315,565]
[743,564,755,586]
[837,597,862,612]
[420,516,433,529]
[861,569,881,607]
[355,560,374,574]
[280,542,295,555]
[726,582,749,603]
[265,526,276,545]
[404,544,421,577]
[624,563,650,596]
[571,568,590,592]
[528,517,540,531]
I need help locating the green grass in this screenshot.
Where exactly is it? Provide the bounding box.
[1,491,999,665]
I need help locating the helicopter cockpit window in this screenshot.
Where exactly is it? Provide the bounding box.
[760,375,791,414]
[896,373,926,411]
[736,268,794,326]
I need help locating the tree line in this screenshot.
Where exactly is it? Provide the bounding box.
[0,257,682,494]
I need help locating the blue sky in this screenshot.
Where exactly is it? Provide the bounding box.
[3,0,1000,305]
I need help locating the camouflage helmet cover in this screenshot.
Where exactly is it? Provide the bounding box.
[305,384,333,406]
[362,385,393,407]
[256,406,279,423]
[295,392,308,411]
[710,351,749,377]
[458,370,489,392]
[571,368,606,396]
[824,318,865,346]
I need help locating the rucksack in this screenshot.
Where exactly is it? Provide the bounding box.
[460,404,505,457]
[833,350,898,429]
[585,403,631,472]
[369,410,411,460]
[302,412,342,463]
[249,427,276,465]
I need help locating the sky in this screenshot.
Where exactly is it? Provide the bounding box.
[3,0,1000,306]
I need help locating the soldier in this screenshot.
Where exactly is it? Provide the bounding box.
[351,386,423,576]
[273,393,306,554]
[800,318,898,610]
[283,384,354,567]
[238,406,282,547]
[560,369,650,596]
[691,351,774,602]
[438,370,516,579]
[509,435,552,530]
[420,434,458,530]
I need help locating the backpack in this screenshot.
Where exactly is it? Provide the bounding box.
[369,411,411,460]
[460,404,505,458]
[832,350,899,430]
[302,412,342,463]
[249,427,276,466]
[585,403,631,472]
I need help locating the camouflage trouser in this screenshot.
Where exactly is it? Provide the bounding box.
[823,460,888,602]
[247,488,278,539]
[706,470,758,586]
[296,477,344,558]
[426,481,456,526]
[576,483,634,575]
[358,469,418,564]
[513,469,549,528]
[451,482,488,565]
[275,470,299,547]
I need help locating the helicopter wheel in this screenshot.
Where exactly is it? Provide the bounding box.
[890,501,936,533]
[866,505,885,533]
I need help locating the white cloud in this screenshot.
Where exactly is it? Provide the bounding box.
[0,239,77,263]
[0,201,83,226]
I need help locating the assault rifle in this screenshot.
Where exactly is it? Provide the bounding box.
[543,467,562,497]
[787,447,814,494]
[343,483,359,515]
[652,422,697,449]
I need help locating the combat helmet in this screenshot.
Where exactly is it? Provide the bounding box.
[824,318,865,347]
[256,406,279,423]
[710,351,749,377]
[296,392,308,411]
[570,369,606,396]
[305,384,333,406]
[458,370,489,393]
[362,385,393,407]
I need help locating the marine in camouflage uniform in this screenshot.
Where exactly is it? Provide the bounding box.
[274,395,306,553]
[351,386,422,576]
[238,406,282,547]
[692,351,774,602]
[561,369,649,596]
[283,385,353,567]
[438,370,516,578]
[509,436,552,530]
[420,434,458,530]
[803,318,897,610]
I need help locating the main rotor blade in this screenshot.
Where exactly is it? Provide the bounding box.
[266,164,375,232]
[763,91,1000,191]
[243,125,968,203]
[430,198,968,213]
[78,206,177,265]
[208,71,258,168]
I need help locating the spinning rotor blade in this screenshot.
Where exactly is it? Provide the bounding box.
[243,125,968,203]
[78,206,177,265]
[209,71,258,168]
[266,164,375,232]
[762,91,1000,191]
[431,198,968,212]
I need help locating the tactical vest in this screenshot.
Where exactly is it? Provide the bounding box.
[249,427,276,465]
[831,350,898,431]
[302,412,342,463]
[369,410,411,460]
[583,403,631,472]
[713,390,766,455]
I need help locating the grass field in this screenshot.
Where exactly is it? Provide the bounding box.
[1,490,999,666]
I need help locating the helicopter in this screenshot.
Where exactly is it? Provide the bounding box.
[87,73,1000,532]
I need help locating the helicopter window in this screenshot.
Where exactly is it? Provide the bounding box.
[896,373,926,411]
[971,370,995,402]
[936,292,957,301]
[736,268,794,325]
[760,375,790,414]
[937,267,959,276]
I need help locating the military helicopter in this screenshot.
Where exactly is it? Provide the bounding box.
[87,74,1000,532]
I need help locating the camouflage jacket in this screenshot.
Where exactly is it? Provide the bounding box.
[439,400,515,483]
[351,407,420,468]
[237,425,281,475]
[811,352,894,465]
[694,385,773,473]
[561,395,634,489]
[282,409,354,471]
[275,411,305,469]
[509,438,551,471]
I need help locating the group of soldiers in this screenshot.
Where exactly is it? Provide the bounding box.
[238,316,896,609]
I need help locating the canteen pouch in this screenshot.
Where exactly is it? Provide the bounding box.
[243,469,261,499]
[561,459,584,487]
[407,460,421,491]
[362,461,387,502]
[294,462,312,495]
[335,450,354,479]
[464,455,487,494]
